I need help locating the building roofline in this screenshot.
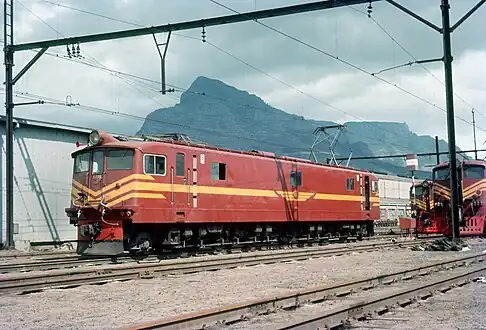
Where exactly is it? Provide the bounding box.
[0,115,93,134]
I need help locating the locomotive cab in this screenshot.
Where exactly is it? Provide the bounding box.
[461,162,485,220]
[66,130,138,256]
[431,160,486,236]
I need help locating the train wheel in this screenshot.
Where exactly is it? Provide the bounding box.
[129,232,152,255]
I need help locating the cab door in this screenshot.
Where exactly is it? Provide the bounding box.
[72,151,91,204]
[174,152,189,220]
[364,175,371,211]
[89,149,105,203]
[290,163,301,221]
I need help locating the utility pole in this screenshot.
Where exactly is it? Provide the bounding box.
[435,136,440,165]
[441,0,461,241]
[384,0,485,242]
[3,0,377,249]
[472,109,478,160]
[4,0,14,248]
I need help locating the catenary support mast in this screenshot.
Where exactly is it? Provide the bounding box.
[383,0,485,241]
[4,0,14,248]
[441,0,461,240]
[472,109,478,160]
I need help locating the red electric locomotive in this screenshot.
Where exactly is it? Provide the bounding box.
[65,130,380,256]
[431,160,486,237]
[411,180,439,235]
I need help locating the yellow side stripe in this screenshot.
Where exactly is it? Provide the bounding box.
[72,180,379,206]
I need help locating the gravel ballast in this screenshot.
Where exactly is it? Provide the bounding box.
[0,238,485,330]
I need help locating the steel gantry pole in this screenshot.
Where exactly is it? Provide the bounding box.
[472,109,478,160]
[441,0,461,240]
[385,0,486,241]
[4,0,14,248]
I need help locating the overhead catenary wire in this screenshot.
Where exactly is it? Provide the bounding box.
[346,3,486,120]
[15,0,176,108]
[18,46,420,152]
[11,1,418,151]
[207,0,485,131]
[3,85,426,155]
[12,0,480,155]
[36,0,486,138]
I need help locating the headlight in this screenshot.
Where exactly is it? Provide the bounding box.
[88,130,102,146]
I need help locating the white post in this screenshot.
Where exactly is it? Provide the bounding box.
[412,170,415,202]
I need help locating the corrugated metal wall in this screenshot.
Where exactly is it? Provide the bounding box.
[378,178,413,200]
[1,124,88,249]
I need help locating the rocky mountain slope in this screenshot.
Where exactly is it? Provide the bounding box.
[137,76,460,178]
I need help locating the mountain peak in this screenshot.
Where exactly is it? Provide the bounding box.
[181,75,267,108]
[187,76,228,92]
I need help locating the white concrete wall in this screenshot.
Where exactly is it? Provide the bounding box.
[1,124,88,249]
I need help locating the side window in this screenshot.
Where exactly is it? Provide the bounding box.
[346,178,355,191]
[372,181,379,193]
[107,149,134,170]
[74,152,90,173]
[92,150,104,174]
[176,153,185,176]
[211,162,226,180]
[144,154,166,175]
[144,155,154,174]
[290,171,302,187]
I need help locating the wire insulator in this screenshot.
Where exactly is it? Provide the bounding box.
[201,26,206,43]
[367,1,373,18]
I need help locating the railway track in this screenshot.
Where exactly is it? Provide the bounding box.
[0,255,132,274]
[0,250,78,259]
[0,234,437,274]
[0,238,428,295]
[121,252,486,330]
[0,229,418,261]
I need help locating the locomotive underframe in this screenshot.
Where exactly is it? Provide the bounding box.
[72,213,374,256]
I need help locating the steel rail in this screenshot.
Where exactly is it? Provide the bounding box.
[0,235,438,274]
[0,232,428,260]
[283,265,486,329]
[120,253,486,330]
[0,234,378,262]
[0,239,426,295]
[0,250,78,259]
[0,255,131,273]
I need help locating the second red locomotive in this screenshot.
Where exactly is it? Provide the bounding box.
[65,130,380,256]
[431,160,486,237]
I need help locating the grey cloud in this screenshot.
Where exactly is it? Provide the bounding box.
[15,0,483,89]
[4,0,486,151]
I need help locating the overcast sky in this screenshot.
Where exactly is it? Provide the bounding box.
[2,0,486,158]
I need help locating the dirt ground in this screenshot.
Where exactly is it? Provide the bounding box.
[0,238,485,330]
